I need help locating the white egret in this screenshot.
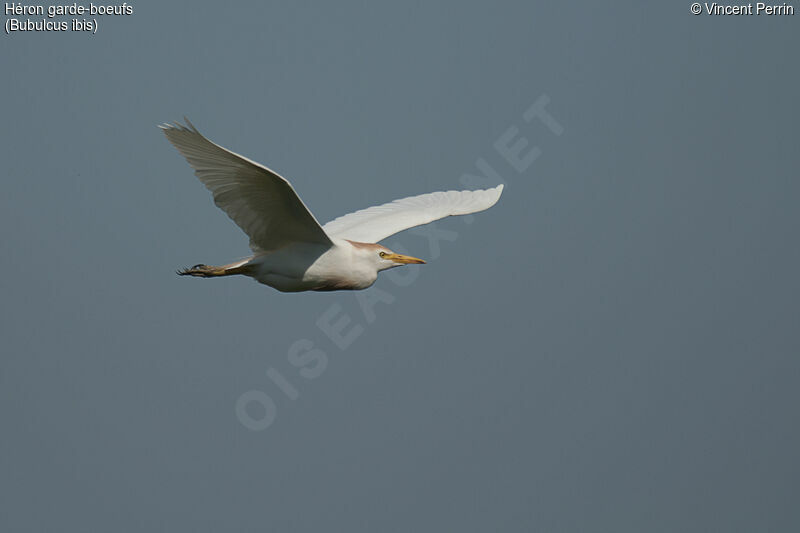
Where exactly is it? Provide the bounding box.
[161,119,504,292]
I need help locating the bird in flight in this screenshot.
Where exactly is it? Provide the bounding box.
[161,119,503,292]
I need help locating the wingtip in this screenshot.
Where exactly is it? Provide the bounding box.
[183,116,199,133]
[488,183,504,202]
[490,183,504,207]
[157,117,200,134]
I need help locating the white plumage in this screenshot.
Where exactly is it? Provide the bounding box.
[322,187,503,244]
[162,119,503,292]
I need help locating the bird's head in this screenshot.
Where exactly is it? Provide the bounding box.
[375,247,426,271]
[348,241,426,272]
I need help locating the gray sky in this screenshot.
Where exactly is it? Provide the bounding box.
[2,2,798,531]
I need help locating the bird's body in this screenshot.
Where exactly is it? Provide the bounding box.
[246,240,391,292]
[162,119,503,293]
[184,239,421,292]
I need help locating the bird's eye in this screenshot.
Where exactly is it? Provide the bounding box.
[379,251,387,258]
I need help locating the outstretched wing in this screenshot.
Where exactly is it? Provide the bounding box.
[161,119,332,252]
[323,185,504,243]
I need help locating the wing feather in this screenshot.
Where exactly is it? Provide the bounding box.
[161,119,332,252]
[323,185,504,243]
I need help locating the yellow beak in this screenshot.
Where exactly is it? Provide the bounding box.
[384,253,426,264]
